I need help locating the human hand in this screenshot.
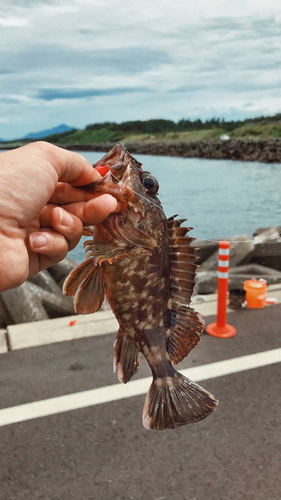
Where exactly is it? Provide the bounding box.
[0,141,118,291]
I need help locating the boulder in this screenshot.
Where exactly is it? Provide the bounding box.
[195,265,281,295]
[1,281,75,325]
[191,239,218,265]
[198,235,255,272]
[196,272,253,294]
[48,257,79,287]
[0,297,12,328]
[195,272,256,295]
[230,263,281,280]
[253,227,281,243]
[252,241,281,271]
[28,269,63,293]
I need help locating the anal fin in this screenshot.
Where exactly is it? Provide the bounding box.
[113,333,140,384]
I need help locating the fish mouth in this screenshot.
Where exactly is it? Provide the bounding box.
[94,142,141,183]
[109,157,131,183]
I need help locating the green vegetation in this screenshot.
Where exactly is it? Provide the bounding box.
[229,122,281,138]
[121,128,226,143]
[0,139,29,148]
[86,119,179,134]
[1,113,281,148]
[44,112,281,144]
[46,127,123,144]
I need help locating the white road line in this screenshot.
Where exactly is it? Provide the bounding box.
[0,348,280,428]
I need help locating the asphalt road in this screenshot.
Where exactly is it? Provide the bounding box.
[0,305,281,500]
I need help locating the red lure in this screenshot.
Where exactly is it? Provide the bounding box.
[94,165,109,176]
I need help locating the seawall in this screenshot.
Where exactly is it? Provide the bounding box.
[62,137,281,163]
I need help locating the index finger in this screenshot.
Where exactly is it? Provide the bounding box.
[28,142,102,186]
[49,183,97,204]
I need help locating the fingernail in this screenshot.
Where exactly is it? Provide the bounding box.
[59,208,73,227]
[29,233,48,249]
[109,196,118,212]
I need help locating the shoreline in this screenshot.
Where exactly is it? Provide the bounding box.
[61,137,281,163]
[1,137,281,163]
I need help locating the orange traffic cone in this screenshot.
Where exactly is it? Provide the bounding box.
[206,241,236,338]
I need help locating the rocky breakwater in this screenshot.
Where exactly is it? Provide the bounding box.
[193,226,281,294]
[64,138,281,163]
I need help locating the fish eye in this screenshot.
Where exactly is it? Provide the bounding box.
[140,172,159,194]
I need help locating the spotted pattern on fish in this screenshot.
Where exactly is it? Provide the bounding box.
[64,142,218,430]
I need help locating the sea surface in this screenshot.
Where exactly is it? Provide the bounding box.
[67,151,281,263]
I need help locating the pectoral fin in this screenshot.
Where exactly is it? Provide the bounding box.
[63,258,104,314]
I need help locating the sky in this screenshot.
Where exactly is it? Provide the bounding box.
[1,0,281,140]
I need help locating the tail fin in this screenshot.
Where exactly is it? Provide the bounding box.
[142,372,218,430]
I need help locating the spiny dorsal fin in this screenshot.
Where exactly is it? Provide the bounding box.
[167,216,204,365]
[82,226,94,236]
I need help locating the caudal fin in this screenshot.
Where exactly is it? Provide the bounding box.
[142,372,218,430]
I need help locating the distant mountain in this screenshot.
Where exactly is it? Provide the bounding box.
[23,124,74,140]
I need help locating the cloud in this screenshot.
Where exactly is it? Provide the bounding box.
[223,80,281,93]
[3,0,65,6]
[0,69,16,75]
[0,96,25,105]
[1,45,171,76]
[1,0,281,140]
[169,84,208,93]
[0,16,28,27]
[37,86,151,101]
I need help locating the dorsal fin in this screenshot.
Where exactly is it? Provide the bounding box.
[166,216,204,365]
[167,215,197,305]
[82,226,94,236]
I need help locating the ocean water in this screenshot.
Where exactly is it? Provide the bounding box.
[68,151,281,263]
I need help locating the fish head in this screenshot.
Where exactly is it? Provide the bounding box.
[92,143,165,247]
[95,142,160,215]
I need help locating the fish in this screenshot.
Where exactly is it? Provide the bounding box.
[63,142,218,430]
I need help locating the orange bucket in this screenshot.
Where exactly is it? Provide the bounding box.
[243,280,267,308]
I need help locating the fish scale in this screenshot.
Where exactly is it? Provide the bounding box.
[64,142,218,430]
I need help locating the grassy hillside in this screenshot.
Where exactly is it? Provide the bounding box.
[46,118,281,144]
[2,113,281,149]
[29,112,281,144]
[228,122,281,138]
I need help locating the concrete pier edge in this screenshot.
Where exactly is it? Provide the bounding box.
[0,283,280,354]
